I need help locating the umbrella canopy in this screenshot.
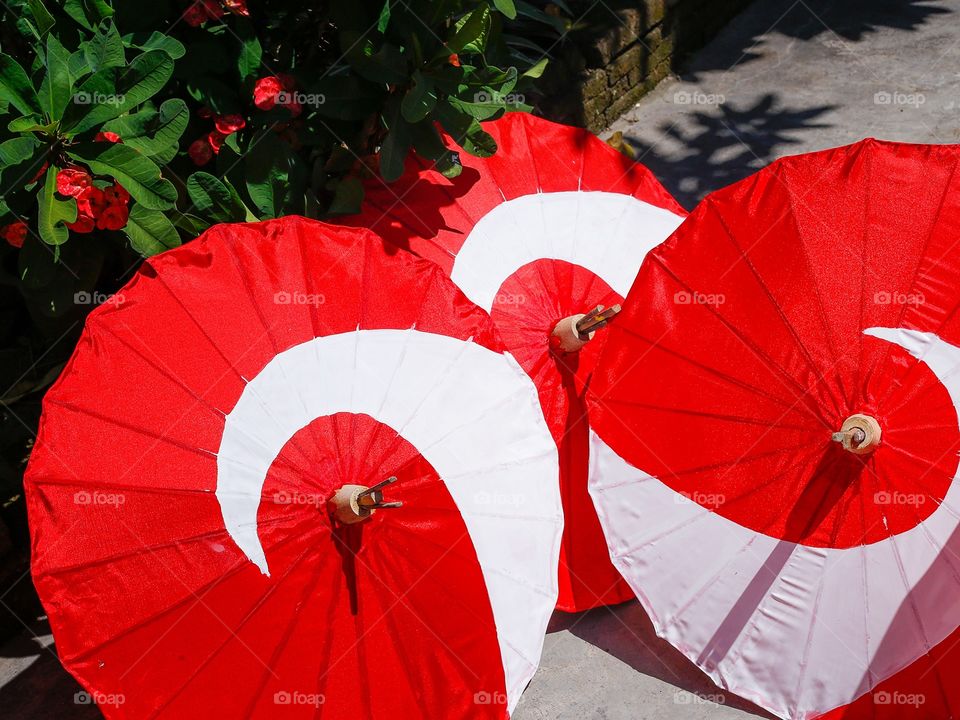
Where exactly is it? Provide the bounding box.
[346,112,686,612]
[25,217,562,719]
[587,139,960,719]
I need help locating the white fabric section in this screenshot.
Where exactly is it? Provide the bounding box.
[217,329,562,714]
[449,191,684,311]
[588,327,960,719]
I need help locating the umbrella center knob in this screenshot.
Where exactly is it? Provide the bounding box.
[831,414,882,454]
[327,477,402,525]
[551,304,622,353]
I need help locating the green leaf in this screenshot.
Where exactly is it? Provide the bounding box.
[37,168,77,246]
[377,1,392,32]
[63,0,114,31]
[245,133,291,219]
[124,31,186,60]
[521,57,548,79]
[62,50,174,134]
[379,97,410,182]
[186,172,244,223]
[235,19,262,84]
[327,177,364,215]
[448,95,507,120]
[401,71,436,123]
[437,103,497,157]
[27,0,56,37]
[38,34,72,121]
[84,19,125,72]
[102,99,188,160]
[409,120,461,178]
[492,0,517,19]
[67,143,177,210]
[448,6,491,54]
[0,136,39,166]
[124,204,181,256]
[8,114,57,134]
[0,54,41,116]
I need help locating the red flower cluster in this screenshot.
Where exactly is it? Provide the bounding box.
[1,220,27,248]
[94,131,122,144]
[253,75,301,117]
[188,110,246,166]
[56,168,131,233]
[184,0,248,26]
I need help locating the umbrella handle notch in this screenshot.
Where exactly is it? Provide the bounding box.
[552,305,622,353]
[328,477,403,525]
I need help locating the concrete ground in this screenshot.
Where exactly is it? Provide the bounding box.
[4,1,960,718]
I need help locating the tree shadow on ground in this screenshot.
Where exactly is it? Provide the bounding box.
[623,93,836,209]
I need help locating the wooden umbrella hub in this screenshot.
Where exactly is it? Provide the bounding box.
[328,476,402,525]
[551,304,622,353]
[831,414,882,455]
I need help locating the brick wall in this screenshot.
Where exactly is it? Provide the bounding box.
[538,0,754,132]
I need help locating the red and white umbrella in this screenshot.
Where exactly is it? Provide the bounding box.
[588,139,960,718]
[347,112,686,611]
[25,217,562,718]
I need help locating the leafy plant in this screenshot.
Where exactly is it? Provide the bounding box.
[0,0,559,375]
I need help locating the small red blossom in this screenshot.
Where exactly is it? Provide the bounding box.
[94,131,122,143]
[207,130,226,154]
[253,76,284,110]
[1,220,28,248]
[97,203,130,231]
[104,183,130,206]
[67,187,107,234]
[56,168,93,198]
[214,113,246,135]
[189,138,213,166]
[448,53,461,67]
[184,0,223,26]
[223,0,249,16]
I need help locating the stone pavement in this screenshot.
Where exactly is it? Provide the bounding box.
[4,1,960,718]
[515,1,960,718]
